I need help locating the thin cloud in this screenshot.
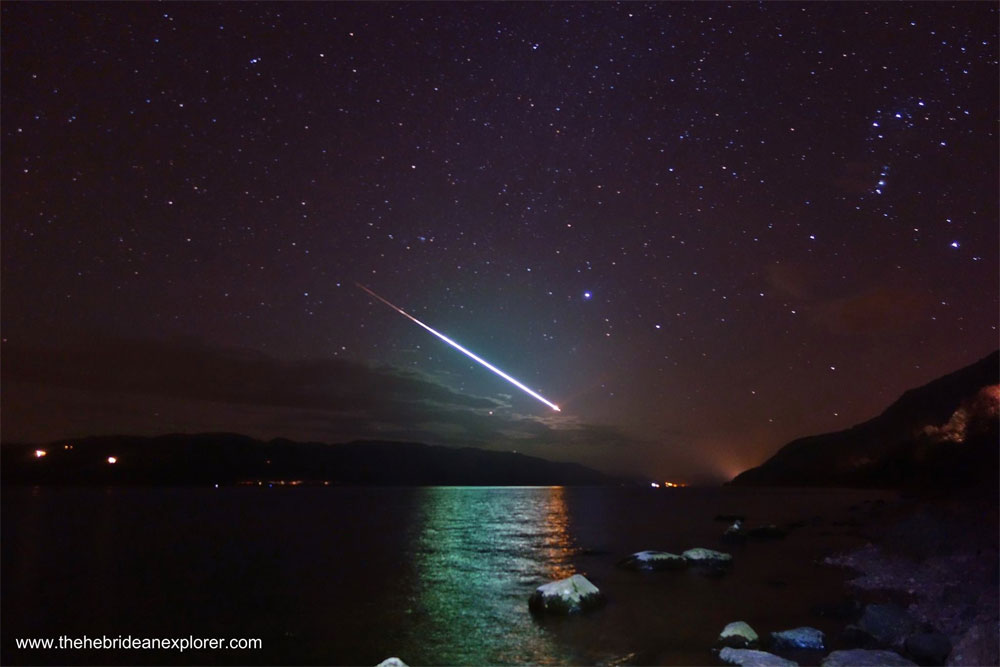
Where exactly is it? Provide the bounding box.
[814,286,931,334]
[2,336,645,472]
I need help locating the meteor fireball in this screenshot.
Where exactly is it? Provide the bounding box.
[357,284,561,412]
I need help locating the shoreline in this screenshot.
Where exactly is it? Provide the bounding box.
[821,490,999,666]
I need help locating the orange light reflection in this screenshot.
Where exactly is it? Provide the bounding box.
[542,486,576,580]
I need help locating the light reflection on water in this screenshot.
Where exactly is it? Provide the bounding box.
[406,486,576,665]
[3,485,890,666]
[542,486,576,580]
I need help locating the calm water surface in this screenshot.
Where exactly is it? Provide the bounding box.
[3,486,887,665]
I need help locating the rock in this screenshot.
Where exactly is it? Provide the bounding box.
[857,603,919,648]
[528,574,604,615]
[947,620,999,666]
[617,550,687,571]
[718,621,759,648]
[770,627,825,651]
[375,659,409,667]
[905,631,951,665]
[821,649,916,666]
[719,647,797,666]
[723,520,748,544]
[683,547,733,576]
[682,547,733,564]
[747,524,788,539]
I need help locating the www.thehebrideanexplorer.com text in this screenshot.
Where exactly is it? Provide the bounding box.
[15,635,261,652]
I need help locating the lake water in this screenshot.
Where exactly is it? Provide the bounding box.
[2,486,888,665]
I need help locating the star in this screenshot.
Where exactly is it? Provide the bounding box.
[0,0,994,485]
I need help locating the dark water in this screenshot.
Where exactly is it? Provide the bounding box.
[2,486,887,665]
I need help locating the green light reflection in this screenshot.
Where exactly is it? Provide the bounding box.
[405,487,577,665]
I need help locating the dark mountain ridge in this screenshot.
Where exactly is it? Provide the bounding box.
[1,432,629,486]
[731,350,999,490]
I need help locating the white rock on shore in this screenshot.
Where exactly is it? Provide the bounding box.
[375,659,408,667]
[719,647,798,666]
[528,574,604,615]
[770,626,825,651]
[718,621,759,648]
[682,547,733,564]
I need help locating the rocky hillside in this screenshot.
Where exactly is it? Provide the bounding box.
[731,351,999,490]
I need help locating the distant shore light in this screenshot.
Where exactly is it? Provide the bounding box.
[34,449,47,458]
[107,456,118,464]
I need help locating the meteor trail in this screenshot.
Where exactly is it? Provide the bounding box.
[357,283,561,412]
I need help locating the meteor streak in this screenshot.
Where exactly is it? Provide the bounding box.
[357,283,561,412]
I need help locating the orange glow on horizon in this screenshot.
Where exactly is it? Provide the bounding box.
[34,449,47,458]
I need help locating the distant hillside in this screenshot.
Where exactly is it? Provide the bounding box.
[730,351,999,490]
[1,433,628,486]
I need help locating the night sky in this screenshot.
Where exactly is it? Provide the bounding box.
[2,2,997,482]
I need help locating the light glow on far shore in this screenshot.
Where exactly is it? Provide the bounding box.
[34,449,47,458]
[107,456,118,464]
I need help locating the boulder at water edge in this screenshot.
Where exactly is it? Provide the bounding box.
[682,547,733,565]
[617,550,687,571]
[375,659,409,667]
[719,647,798,666]
[820,649,915,666]
[682,547,733,576]
[723,520,748,544]
[718,621,760,649]
[770,627,826,651]
[856,603,919,648]
[528,574,604,615]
